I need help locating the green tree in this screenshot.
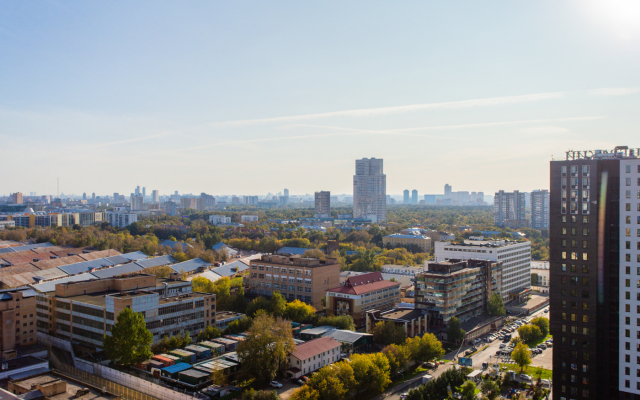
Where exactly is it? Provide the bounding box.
[447,316,465,343]
[301,362,356,400]
[372,321,406,346]
[350,353,392,394]
[246,296,271,317]
[531,273,539,286]
[103,308,153,367]
[511,342,532,373]
[237,313,295,385]
[290,386,320,400]
[459,380,477,400]
[269,291,287,317]
[381,344,411,376]
[480,379,500,400]
[487,293,506,316]
[530,317,550,337]
[242,389,280,400]
[283,299,317,323]
[317,315,356,331]
[406,333,445,363]
[224,315,253,335]
[517,324,543,344]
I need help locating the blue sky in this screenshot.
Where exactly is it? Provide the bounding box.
[1,1,639,197]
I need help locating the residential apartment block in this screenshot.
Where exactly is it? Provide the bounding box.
[35,274,216,349]
[382,233,432,253]
[209,215,231,225]
[414,259,501,329]
[325,271,401,328]
[353,158,386,223]
[314,191,330,218]
[434,239,531,302]
[106,211,138,228]
[531,189,550,231]
[248,255,340,310]
[2,211,105,228]
[240,215,258,223]
[0,287,38,360]
[494,190,526,227]
[549,146,640,400]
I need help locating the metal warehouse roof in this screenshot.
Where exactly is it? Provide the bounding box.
[170,258,211,274]
[57,258,114,275]
[90,263,143,279]
[275,247,317,255]
[161,362,192,374]
[0,243,53,254]
[30,273,95,293]
[119,251,148,261]
[211,261,249,277]
[135,255,177,268]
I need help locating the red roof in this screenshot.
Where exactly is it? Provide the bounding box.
[290,336,341,361]
[327,271,400,295]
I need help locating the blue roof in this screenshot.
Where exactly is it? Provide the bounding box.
[119,251,148,261]
[90,263,143,279]
[135,255,177,268]
[170,258,211,274]
[211,242,227,250]
[276,247,317,255]
[0,242,53,254]
[211,261,250,277]
[160,240,191,252]
[58,258,114,275]
[345,250,359,256]
[161,362,192,374]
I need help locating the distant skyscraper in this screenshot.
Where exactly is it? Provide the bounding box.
[412,190,418,204]
[530,190,550,230]
[444,184,452,198]
[131,193,144,211]
[353,158,386,223]
[314,191,331,218]
[92,192,96,201]
[403,190,410,204]
[142,187,146,199]
[152,190,160,203]
[493,190,526,227]
[10,192,23,204]
[113,193,119,203]
[82,192,87,200]
[284,188,289,197]
[135,186,140,196]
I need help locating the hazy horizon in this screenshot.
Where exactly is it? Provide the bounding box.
[2,1,639,196]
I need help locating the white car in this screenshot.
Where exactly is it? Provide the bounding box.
[270,381,283,388]
[519,374,532,381]
[400,393,409,399]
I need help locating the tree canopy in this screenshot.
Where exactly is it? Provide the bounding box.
[511,342,532,372]
[447,317,465,344]
[103,308,153,366]
[373,321,406,346]
[487,293,505,316]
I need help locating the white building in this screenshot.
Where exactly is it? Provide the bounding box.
[106,211,138,228]
[240,215,259,223]
[0,220,16,230]
[353,158,386,223]
[530,260,549,293]
[619,157,640,394]
[381,265,426,276]
[434,239,531,301]
[209,215,231,225]
[286,336,342,379]
[530,189,550,230]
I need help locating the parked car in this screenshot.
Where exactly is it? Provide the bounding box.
[301,376,309,382]
[425,362,436,369]
[400,393,409,399]
[544,309,549,313]
[520,374,532,381]
[295,379,305,385]
[499,343,506,349]
[270,381,283,388]
[541,379,551,387]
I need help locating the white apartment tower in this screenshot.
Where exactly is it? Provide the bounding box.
[530,189,550,230]
[314,191,331,218]
[434,239,531,301]
[152,190,160,203]
[494,190,526,226]
[353,158,386,223]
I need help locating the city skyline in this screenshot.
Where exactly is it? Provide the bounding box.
[2,2,639,194]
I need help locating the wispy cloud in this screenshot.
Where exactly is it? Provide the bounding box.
[207,92,568,127]
[78,132,175,150]
[168,115,605,153]
[587,87,639,96]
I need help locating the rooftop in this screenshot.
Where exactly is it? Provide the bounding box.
[385,233,431,240]
[439,239,528,248]
[378,307,425,322]
[290,336,341,361]
[328,271,400,296]
[8,371,119,400]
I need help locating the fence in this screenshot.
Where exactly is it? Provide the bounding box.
[39,332,200,400]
